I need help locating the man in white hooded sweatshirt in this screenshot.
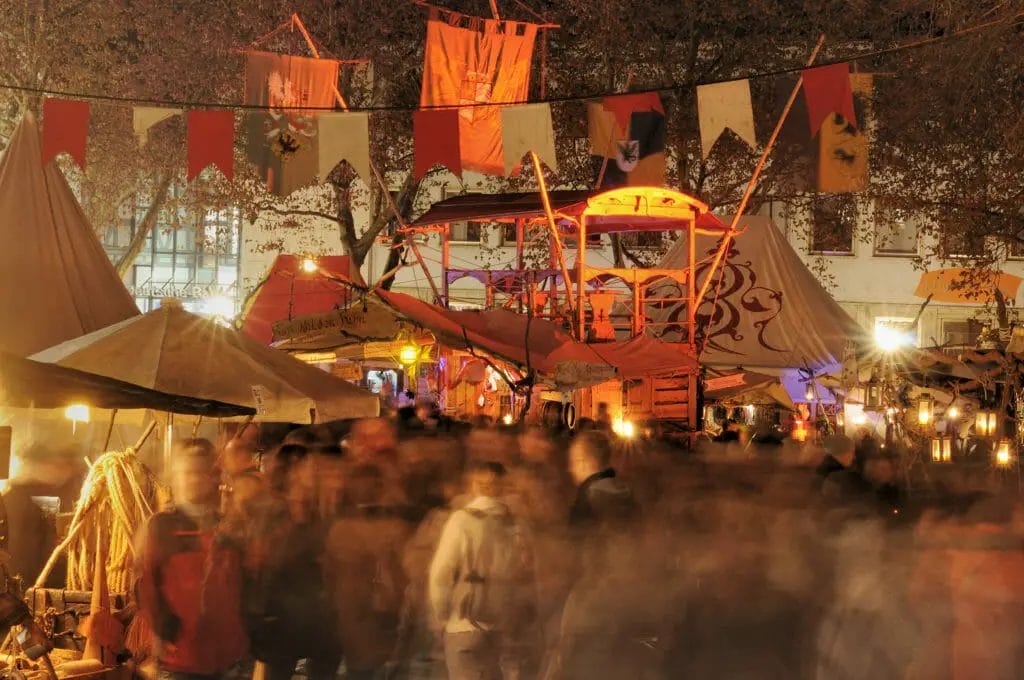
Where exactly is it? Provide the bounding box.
[429,460,536,680]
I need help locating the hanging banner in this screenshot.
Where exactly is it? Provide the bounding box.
[244,50,340,111]
[413,109,462,179]
[245,112,318,196]
[420,7,538,175]
[914,268,1022,304]
[602,92,663,131]
[697,80,756,158]
[500,103,557,175]
[802,63,857,137]
[41,98,89,168]
[818,73,872,193]
[318,112,371,185]
[187,110,234,181]
[588,96,665,188]
[133,106,182,147]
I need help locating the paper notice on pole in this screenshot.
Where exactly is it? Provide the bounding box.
[250,385,269,416]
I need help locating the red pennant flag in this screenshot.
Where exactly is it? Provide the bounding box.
[41,98,89,168]
[802,63,857,137]
[602,92,664,131]
[187,110,234,181]
[414,109,462,179]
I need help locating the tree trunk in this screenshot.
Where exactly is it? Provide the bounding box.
[115,174,172,276]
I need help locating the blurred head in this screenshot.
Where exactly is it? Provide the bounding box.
[171,439,219,508]
[518,426,557,465]
[865,456,897,485]
[466,460,506,499]
[569,431,613,485]
[348,417,398,463]
[596,402,611,422]
[221,436,257,476]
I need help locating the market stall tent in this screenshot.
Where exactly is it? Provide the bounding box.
[32,300,379,423]
[0,112,138,356]
[647,215,866,402]
[241,254,367,344]
[0,351,252,416]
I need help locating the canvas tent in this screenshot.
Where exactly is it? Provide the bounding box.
[0,351,252,416]
[647,215,866,400]
[0,112,138,356]
[241,254,367,344]
[32,300,379,423]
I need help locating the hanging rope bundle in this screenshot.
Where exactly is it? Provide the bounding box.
[56,449,168,594]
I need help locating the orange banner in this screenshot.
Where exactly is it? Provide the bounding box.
[914,268,1022,304]
[420,8,538,176]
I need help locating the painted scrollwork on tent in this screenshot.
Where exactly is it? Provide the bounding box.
[646,241,787,357]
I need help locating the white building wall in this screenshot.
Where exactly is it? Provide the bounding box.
[762,200,1021,348]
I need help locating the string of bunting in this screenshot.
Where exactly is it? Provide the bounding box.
[29,9,1023,196]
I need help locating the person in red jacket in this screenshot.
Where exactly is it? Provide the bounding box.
[137,439,248,680]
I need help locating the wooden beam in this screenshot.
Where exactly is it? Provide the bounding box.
[694,34,826,312]
[529,151,575,325]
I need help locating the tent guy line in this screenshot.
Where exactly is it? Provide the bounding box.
[0,11,1018,113]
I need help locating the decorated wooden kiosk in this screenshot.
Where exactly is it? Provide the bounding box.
[395,185,736,430]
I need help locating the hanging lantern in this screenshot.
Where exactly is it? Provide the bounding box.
[995,438,1013,466]
[976,409,998,438]
[917,392,934,426]
[865,376,881,410]
[836,410,846,429]
[804,381,815,402]
[931,434,952,463]
[398,343,420,366]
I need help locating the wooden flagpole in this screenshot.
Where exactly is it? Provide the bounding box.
[529,151,575,323]
[693,34,826,312]
[291,13,443,303]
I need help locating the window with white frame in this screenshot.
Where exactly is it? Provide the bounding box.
[874,213,919,256]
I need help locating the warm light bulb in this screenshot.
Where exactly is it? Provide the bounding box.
[502,414,513,426]
[301,257,318,273]
[947,406,960,420]
[621,420,636,439]
[996,440,1012,466]
[398,344,419,366]
[875,325,906,352]
[852,412,867,426]
[64,404,90,423]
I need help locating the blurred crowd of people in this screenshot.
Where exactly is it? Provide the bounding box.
[25,408,1022,680]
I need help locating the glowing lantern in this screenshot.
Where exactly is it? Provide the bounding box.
[931,435,952,463]
[64,404,90,423]
[502,414,513,426]
[865,376,882,410]
[804,381,816,402]
[398,344,420,366]
[976,409,998,438]
[947,405,960,420]
[917,392,934,426]
[996,439,1012,466]
[301,257,318,273]
[792,419,808,443]
[836,410,846,429]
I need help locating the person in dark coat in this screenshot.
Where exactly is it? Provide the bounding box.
[568,431,637,529]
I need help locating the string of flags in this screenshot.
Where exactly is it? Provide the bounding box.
[38,5,868,195]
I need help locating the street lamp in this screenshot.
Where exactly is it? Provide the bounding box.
[917,392,934,426]
[976,409,998,438]
[931,434,952,463]
[996,438,1013,466]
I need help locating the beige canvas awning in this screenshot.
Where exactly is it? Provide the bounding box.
[31,300,379,423]
[0,112,139,356]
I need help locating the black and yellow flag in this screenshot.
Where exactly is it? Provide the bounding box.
[818,74,872,193]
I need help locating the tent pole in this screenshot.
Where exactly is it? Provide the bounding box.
[529,150,575,327]
[688,210,697,350]
[694,34,826,312]
[295,11,445,307]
